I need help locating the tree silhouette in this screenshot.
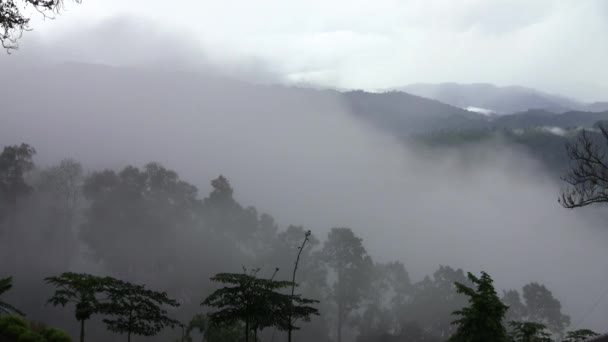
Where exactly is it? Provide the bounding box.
[101,278,180,342]
[202,268,318,342]
[0,0,81,51]
[508,321,552,342]
[449,271,508,342]
[563,329,599,342]
[0,143,36,235]
[45,273,112,342]
[560,126,608,208]
[321,228,372,342]
[0,277,24,316]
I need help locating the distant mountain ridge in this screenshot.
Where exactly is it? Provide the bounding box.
[399,83,608,114]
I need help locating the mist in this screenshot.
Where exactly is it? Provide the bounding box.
[2,14,608,341]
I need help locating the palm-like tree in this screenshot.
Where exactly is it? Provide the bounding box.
[0,277,24,315]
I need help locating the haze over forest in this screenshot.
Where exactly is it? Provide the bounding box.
[2,1,608,342]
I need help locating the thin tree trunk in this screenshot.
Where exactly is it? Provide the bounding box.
[127,308,133,342]
[288,231,310,342]
[245,320,249,342]
[80,319,85,342]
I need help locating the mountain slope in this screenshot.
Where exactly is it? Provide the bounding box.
[399,83,596,114]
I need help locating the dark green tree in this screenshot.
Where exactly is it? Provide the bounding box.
[563,329,599,342]
[202,269,318,342]
[45,273,112,342]
[101,278,180,342]
[0,0,81,51]
[0,277,24,316]
[508,321,552,342]
[449,271,508,342]
[0,143,36,235]
[321,227,372,342]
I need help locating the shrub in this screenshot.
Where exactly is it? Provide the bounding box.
[0,315,29,339]
[41,327,72,342]
[17,331,46,342]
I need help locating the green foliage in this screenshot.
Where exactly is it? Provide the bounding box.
[563,329,599,342]
[16,330,45,342]
[202,269,318,341]
[45,273,112,322]
[449,271,508,342]
[101,278,180,340]
[40,327,72,342]
[0,315,28,339]
[0,277,24,316]
[508,321,552,342]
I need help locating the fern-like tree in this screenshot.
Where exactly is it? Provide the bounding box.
[101,278,180,342]
[508,321,552,342]
[449,271,508,342]
[45,273,113,342]
[563,329,599,342]
[0,277,24,315]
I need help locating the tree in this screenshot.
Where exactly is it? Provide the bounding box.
[202,269,318,342]
[0,143,36,235]
[563,329,599,342]
[406,265,470,339]
[449,271,508,342]
[45,273,112,342]
[37,159,83,267]
[0,277,24,316]
[0,0,81,51]
[560,126,608,208]
[287,229,311,342]
[101,278,180,342]
[80,163,200,283]
[321,227,372,342]
[522,283,570,336]
[503,290,528,323]
[508,321,552,342]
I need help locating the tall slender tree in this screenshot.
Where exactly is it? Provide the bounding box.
[0,143,36,235]
[321,228,372,342]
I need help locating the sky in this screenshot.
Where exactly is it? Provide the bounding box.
[24,0,608,101]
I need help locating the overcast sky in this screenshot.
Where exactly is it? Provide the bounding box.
[26,0,608,100]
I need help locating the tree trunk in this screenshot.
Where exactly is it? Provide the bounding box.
[127,308,133,342]
[245,320,249,342]
[80,319,85,342]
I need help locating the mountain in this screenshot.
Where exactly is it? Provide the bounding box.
[492,109,608,129]
[399,83,602,114]
[341,90,489,136]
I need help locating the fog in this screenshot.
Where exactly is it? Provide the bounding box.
[2,15,608,340]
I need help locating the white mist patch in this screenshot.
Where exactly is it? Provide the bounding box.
[465,106,496,116]
[539,126,567,136]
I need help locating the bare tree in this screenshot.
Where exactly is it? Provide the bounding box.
[1,0,81,51]
[560,125,608,208]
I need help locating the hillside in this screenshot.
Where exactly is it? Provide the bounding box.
[400,83,602,114]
